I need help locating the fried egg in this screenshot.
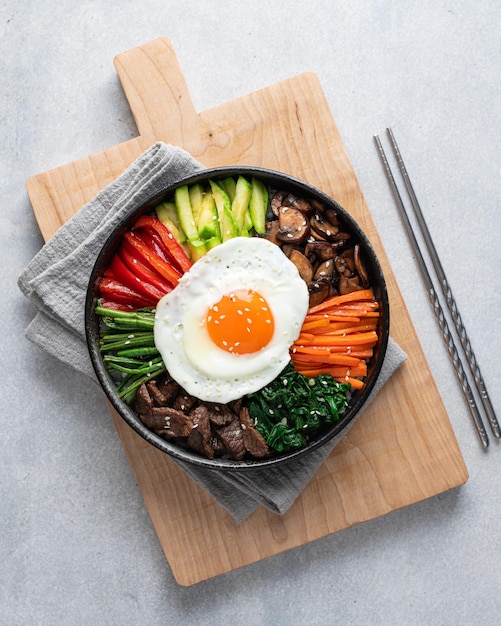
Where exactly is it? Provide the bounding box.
[154,236,309,403]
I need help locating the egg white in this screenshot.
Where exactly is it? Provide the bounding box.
[154,236,309,403]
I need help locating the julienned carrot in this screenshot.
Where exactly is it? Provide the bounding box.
[295,364,367,377]
[329,346,374,358]
[306,321,378,335]
[298,331,378,346]
[342,377,365,390]
[301,318,332,331]
[306,314,363,323]
[297,367,364,389]
[307,288,375,314]
[290,346,332,356]
[291,351,361,366]
[291,289,380,390]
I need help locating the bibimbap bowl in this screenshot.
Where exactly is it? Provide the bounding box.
[85,167,389,470]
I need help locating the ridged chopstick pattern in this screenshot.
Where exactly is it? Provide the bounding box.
[386,128,500,440]
[374,130,498,448]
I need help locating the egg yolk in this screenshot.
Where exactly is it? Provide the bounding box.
[206,289,275,354]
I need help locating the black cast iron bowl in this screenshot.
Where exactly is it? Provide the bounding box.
[85,166,390,471]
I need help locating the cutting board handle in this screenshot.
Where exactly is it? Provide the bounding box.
[114,37,198,144]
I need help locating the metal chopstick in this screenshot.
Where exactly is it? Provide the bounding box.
[386,127,500,440]
[374,133,489,448]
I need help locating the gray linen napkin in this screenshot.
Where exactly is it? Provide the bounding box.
[19,141,406,523]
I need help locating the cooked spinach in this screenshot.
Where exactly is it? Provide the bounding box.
[244,362,351,453]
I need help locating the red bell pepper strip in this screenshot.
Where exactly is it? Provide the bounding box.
[133,215,192,273]
[123,231,183,285]
[110,253,166,303]
[119,240,174,295]
[133,227,173,265]
[98,277,156,308]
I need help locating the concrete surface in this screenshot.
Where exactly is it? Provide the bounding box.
[2,1,500,624]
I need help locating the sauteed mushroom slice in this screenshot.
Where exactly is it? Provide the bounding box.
[310,212,340,240]
[282,193,313,215]
[325,208,341,226]
[354,243,370,287]
[308,280,331,307]
[311,198,326,212]
[271,190,287,216]
[331,231,352,244]
[262,219,281,246]
[334,249,356,276]
[339,275,364,295]
[305,241,337,262]
[276,206,310,244]
[309,227,329,242]
[289,249,314,283]
[314,259,335,282]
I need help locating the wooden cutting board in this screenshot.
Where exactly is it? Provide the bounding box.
[26,38,468,586]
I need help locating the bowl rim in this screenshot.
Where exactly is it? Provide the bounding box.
[85,165,390,471]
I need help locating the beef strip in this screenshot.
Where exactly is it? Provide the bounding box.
[172,391,198,413]
[133,383,153,414]
[239,407,270,458]
[205,403,235,427]
[155,374,181,404]
[132,372,274,460]
[186,405,214,459]
[153,407,194,439]
[214,415,246,460]
[146,379,168,406]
